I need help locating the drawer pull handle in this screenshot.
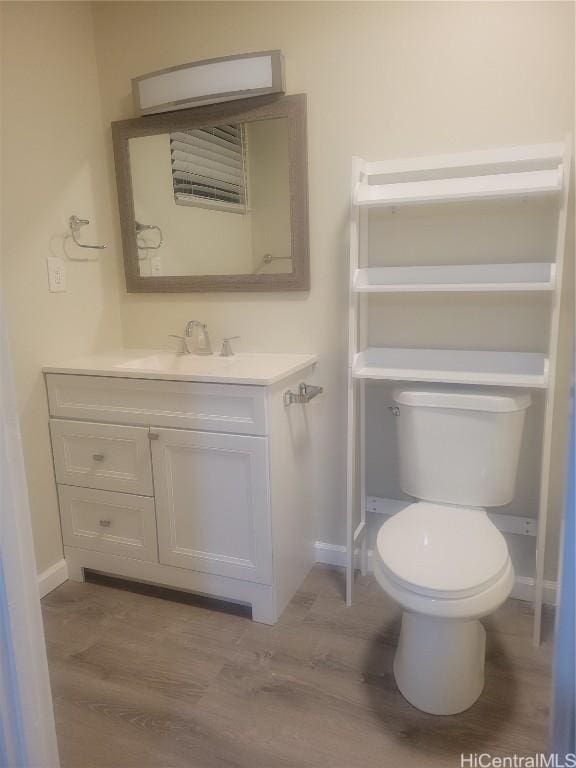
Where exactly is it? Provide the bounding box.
[99,519,112,528]
[92,453,105,462]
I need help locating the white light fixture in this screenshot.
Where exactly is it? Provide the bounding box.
[132,50,285,116]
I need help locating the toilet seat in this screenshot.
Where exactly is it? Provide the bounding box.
[373,502,516,712]
[375,502,510,600]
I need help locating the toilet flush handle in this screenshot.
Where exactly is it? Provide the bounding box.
[389,406,400,416]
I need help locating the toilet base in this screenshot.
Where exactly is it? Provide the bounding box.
[393,612,486,715]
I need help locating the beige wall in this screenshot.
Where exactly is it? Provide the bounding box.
[0,1,573,582]
[92,1,574,578]
[0,2,124,574]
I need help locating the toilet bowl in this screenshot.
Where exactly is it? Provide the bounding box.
[374,387,530,715]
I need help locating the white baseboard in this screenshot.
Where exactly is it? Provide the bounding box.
[314,541,347,568]
[38,559,68,599]
[314,542,557,606]
[511,575,557,605]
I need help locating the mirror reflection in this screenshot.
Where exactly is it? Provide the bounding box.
[129,117,292,277]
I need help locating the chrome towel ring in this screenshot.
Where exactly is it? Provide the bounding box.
[68,215,107,250]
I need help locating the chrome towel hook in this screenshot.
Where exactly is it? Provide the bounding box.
[69,215,107,250]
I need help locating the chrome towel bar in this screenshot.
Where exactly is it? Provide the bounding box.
[284,382,323,406]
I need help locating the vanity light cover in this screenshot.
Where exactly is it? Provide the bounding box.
[132,51,285,115]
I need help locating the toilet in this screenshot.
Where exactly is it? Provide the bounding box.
[373,387,531,716]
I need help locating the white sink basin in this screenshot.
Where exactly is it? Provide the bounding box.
[116,352,221,372]
[43,350,318,386]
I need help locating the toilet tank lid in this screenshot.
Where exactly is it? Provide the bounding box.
[392,388,531,413]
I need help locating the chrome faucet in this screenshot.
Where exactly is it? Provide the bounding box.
[169,320,212,355]
[185,320,212,355]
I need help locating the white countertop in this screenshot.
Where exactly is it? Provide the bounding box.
[42,350,318,386]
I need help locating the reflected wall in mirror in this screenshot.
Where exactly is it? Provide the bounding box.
[112,95,309,292]
[130,119,291,277]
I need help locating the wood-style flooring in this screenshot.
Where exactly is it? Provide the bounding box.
[41,566,554,768]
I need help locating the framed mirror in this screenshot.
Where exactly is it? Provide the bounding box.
[112,94,309,292]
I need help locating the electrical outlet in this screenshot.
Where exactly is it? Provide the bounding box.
[47,256,66,292]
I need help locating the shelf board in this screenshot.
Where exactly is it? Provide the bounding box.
[365,142,565,185]
[353,262,555,293]
[355,167,563,208]
[353,347,548,388]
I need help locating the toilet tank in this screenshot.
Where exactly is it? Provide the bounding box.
[393,388,531,508]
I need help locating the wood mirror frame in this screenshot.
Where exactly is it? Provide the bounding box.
[112,94,309,292]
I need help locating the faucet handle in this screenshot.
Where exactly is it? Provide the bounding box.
[168,334,187,355]
[220,336,240,357]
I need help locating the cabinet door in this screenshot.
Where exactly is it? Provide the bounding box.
[151,428,272,584]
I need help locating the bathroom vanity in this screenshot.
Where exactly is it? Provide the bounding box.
[43,351,318,624]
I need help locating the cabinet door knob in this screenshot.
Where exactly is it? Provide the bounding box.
[99,519,112,528]
[92,453,105,462]
[148,432,159,440]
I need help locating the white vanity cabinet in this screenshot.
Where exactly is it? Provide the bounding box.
[45,354,318,624]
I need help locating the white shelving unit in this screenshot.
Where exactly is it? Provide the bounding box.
[346,140,571,646]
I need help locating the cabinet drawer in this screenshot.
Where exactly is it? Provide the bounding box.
[58,485,158,562]
[46,374,267,435]
[50,419,153,495]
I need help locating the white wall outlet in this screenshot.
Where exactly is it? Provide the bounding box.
[150,254,162,276]
[47,256,66,292]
